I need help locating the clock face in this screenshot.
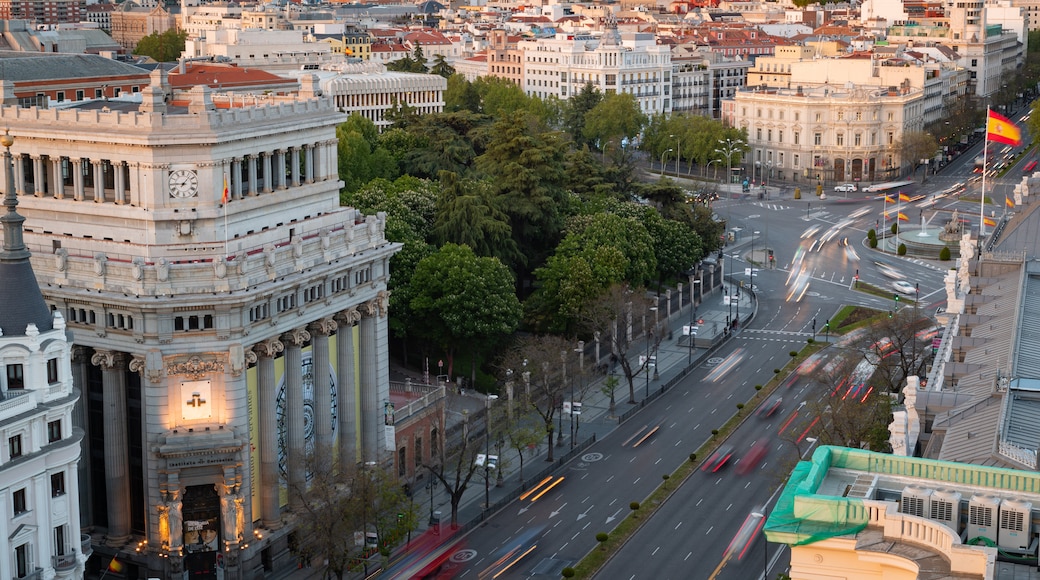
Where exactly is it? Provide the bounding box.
[169,169,199,198]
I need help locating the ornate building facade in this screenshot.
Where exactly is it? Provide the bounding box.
[0,71,399,578]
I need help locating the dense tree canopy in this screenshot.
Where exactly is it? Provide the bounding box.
[133,29,187,62]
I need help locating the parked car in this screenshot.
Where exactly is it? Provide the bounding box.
[834,183,858,192]
[892,280,916,296]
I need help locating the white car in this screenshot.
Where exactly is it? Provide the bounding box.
[834,183,858,192]
[892,280,916,296]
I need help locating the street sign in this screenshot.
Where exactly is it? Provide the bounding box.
[682,325,700,336]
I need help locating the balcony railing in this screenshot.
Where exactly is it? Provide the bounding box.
[53,552,78,571]
[81,534,92,558]
[17,569,42,580]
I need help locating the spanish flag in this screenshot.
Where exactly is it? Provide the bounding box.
[987,110,1022,146]
[1006,196,1015,208]
[897,212,909,221]
[221,175,229,204]
[984,217,997,227]
[107,558,124,573]
[898,192,910,202]
[884,195,895,204]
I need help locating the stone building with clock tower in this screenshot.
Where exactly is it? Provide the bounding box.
[0,73,401,578]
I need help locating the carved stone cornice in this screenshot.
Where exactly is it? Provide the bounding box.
[91,349,124,371]
[308,317,337,337]
[335,306,361,327]
[166,355,225,380]
[252,339,284,359]
[281,328,311,347]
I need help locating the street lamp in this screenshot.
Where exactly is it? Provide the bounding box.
[716,137,746,192]
[671,133,681,175]
[688,275,702,364]
[750,231,760,294]
[661,148,673,173]
[571,340,584,449]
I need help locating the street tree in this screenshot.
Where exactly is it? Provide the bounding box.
[850,307,933,394]
[896,131,940,181]
[409,243,522,380]
[423,404,487,526]
[563,83,603,150]
[579,283,664,404]
[444,74,481,113]
[287,447,413,579]
[583,93,646,157]
[430,54,456,78]
[642,212,704,288]
[500,334,578,461]
[336,114,398,192]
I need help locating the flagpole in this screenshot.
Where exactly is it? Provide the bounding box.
[982,107,989,238]
[882,194,888,252]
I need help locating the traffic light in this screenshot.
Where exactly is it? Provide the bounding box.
[824,319,830,331]
[893,294,900,302]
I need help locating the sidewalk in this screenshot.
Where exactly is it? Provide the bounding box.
[275,279,755,580]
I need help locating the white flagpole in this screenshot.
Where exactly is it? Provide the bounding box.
[982,108,989,237]
[882,194,888,251]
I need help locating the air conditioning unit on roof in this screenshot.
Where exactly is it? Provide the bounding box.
[929,489,962,534]
[967,495,1000,544]
[900,485,933,518]
[998,499,1032,551]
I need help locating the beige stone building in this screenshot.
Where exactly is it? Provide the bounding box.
[0,73,400,578]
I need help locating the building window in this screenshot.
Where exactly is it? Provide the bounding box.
[47,359,59,384]
[398,447,407,477]
[9,435,22,458]
[7,364,24,389]
[887,112,894,121]
[56,91,65,101]
[837,133,845,147]
[48,420,61,443]
[15,543,29,577]
[13,488,27,514]
[814,113,821,122]
[837,111,844,121]
[778,130,783,144]
[794,132,800,145]
[756,128,762,140]
[794,112,800,121]
[779,152,784,167]
[767,129,773,142]
[793,154,800,168]
[814,133,822,146]
[887,131,895,145]
[75,90,84,100]
[854,133,862,146]
[54,524,66,555]
[415,436,422,468]
[51,473,65,497]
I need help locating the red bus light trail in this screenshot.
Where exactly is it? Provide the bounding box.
[860,386,874,404]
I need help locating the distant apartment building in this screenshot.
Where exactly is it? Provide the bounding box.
[0,53,150,105]
[84,2,116,31]
[671,42,750,118]
[0,0,83,25]
[109,1,176,51]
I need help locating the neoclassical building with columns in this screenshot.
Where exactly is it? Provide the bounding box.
[0,70,400,578]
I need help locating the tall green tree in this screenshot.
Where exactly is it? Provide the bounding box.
[336,114,398,192]
[409,244,522,378]
[476,110,569,284]
[563,83,603,149]
[473,76,537,120]
[642,212,704,287]
[433,171,521,266]
[399,111,486,179]
[444,74,481,113]
[430,54,456,78]
[133,29,187,62]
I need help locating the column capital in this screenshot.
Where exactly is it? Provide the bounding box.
[281,327,311,347]
[91,349,125,371]
[308,317,337,337]
[335,306,362,326]
[72,345,92,364]
[252,339,284,359]
[362,290,390,319]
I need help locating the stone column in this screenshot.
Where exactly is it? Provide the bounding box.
[92,160,105,202]
[31,155,43,196]
[275,149,287,189]
[290,147,300,187]
[231,158,243,200]
[282,328,310,507]
[261,151,273,193]
[12,153,25,194]
[335,308,360,469]
[73,159,85,201]
[304,144,314,184]
[114,161,126,204]
[253,339,283,529]
[309,318,337,453]
[247,155,258,196]
[91,349,131,546]
[359,293,390,462]
[50,157,64,199]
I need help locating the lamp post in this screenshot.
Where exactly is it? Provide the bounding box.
[688,276,701,364]
[716,137,746,192]
[484,397,491,513]
[572,341,584,448]
[661,148,673,173]
[651,300,659,381]
[750,230,760,294]
[671,133,681,175]
[557,351,566,447]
